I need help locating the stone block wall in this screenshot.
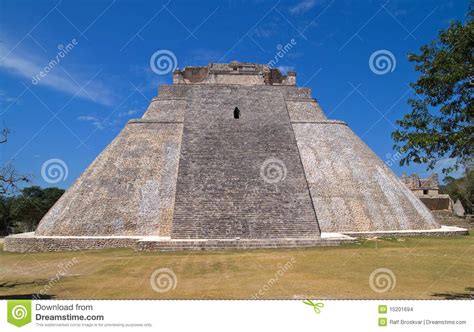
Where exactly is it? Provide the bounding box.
[35,121,183,237]
[171,85,320,239]
[419,196,451,210]
[285,99,326,122]
[4,235,138,253]
[143,98,187,122]
[293,122,439,232]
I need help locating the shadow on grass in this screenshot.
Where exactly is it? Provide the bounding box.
[0,280,49,289]
[0,294,54,299]
[0,280,55,299]
[431,287,474,299]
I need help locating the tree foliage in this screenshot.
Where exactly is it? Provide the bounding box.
[440,169,474,214]
[0,186,64,235]
[0,195,13,236]
[392,6,474,175]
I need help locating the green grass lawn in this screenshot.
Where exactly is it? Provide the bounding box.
[0,233,473,299]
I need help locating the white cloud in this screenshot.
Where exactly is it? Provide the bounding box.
[0,89,15,107]
[0,90,14,102]
[118,109,140,117]
[0,43,115,106]
[77,115,104,129]
[289,0,317,15]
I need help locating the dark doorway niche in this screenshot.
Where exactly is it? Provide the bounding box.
[234,107,240,119]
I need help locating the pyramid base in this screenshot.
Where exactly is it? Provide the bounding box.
[3,232,353,252]
[3,233,140,252]
[135,233,353,251]
[3,226,468,252]
[341,225,468,238]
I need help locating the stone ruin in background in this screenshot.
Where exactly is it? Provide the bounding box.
[401,173,466,217]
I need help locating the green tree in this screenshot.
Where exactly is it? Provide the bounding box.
[0,195,12,236]
[9,186,64,233]
[440,169,474,214]
[392,5,474,175]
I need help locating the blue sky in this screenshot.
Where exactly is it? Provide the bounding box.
[0,0,469,190]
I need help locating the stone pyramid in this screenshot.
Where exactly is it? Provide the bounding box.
[7,62,463,252]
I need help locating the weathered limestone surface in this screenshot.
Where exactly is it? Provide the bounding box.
[400,173,453,212]
[136,236,349,251]
[5,62,456,253]
[293,122,439,232]
[35,122,183,236]
[4,233,139,253]
[143,98,187,122]
[342,226,468,238]
[5,226,466,253]
[4,233,354,252]
[453,199,466,217]
[286,99,326,122]
[173,62,295,86]
[419,196,451,210]
[401,173,439,196]
[171,85,320,239]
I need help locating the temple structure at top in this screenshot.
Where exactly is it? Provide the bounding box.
[173,62,296,85]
